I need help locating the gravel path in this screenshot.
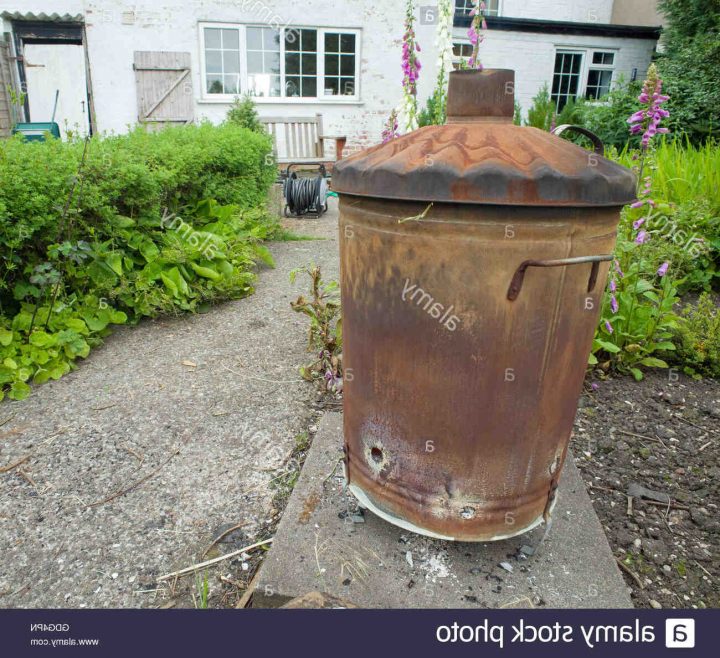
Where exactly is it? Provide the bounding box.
[0,202,339,608]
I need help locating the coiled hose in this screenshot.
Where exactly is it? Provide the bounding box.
[283,174,328,217]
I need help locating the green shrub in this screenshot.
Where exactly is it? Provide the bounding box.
[226,94,264,133]
[524,83,555,131]
[0,123,278,400]
[657,0,720,143]
[574,80,645,149]
[673,293,720,377]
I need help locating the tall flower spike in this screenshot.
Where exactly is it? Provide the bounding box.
[399,0,421,131]
[627,64,670,150]
[466,0,486,70]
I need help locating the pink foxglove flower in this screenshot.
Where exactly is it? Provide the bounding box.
[636,230,649,244]
[604,321,614,335]
[610,295,619,313]
[627,64,670,149]
[657,262,669,277]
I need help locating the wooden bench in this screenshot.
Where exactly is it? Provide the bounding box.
[260,114,346,169]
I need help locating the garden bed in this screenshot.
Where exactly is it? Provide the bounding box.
[573,371,719,609]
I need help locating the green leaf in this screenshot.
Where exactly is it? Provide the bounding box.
[109,311,128,324]
[596,339,621,354]
[3,357,17,370]
[85,316,109,332]
[65,318,88,334]
[29,331,54,347]
[106,253,124,276]
[653,341,676,351]
[639,357,669,368]
[0,327,13,347]
[588,352,598,365]
[9,381,31,400]
[189,262,221,281]
[630,367,644,381]
[140,240,160,262]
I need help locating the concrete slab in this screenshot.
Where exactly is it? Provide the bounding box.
[253,412,633,609]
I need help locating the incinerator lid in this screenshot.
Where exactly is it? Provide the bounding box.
[332,69,637,208]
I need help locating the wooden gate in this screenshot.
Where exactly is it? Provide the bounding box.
[133,51,193,128]
[0,37,20,137]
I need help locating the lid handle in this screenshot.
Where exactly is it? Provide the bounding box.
[551,124,605,155]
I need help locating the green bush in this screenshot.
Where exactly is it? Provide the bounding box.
[226,94,265,133]
[0,123,278,401]
[524,83,555,131]
[657,0,720,143]
[673,293,720,377]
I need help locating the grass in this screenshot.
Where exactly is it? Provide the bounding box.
[193,571,209,609]
[613,139,720,211]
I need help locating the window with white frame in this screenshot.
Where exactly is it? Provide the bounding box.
[454,0,500,16]
[200,23,360,101]
[551,49,616,111]
[585,51,615,100]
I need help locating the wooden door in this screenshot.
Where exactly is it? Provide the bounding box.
[133,51,193,129]
[0,38,19,136]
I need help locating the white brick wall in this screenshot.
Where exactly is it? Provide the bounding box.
[452,26,657,118]
[1,0,656,147]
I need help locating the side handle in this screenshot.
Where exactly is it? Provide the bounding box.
[507,255,613,301]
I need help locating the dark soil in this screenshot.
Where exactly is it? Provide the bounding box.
[572,370,720,609]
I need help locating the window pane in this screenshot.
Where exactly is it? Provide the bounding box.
[247,51,263,73]
[302,53,317,75]
[223,50,240,74]
[285,76,301,96]
[224,75,239,94]
[340,54,354,76]
[340,77,355,95]
[285,29,300,51]
[249,73,281,97]
[325,54,339,76]
[301,76,317,97]
[325,33,339,53]
[247,26,263,50]
[207,75,223,94]
[587,70,599,87]
[222,28,239,50]
[266,29,279,49]
[205,50,222,73]
[324,77,339,96]
[340,33,355,53]
[204,28,221,49]
[301,29,317,52]
[285,53,300,74]
[265,51,281,73]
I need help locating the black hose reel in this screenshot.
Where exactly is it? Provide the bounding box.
[283,163,329,218]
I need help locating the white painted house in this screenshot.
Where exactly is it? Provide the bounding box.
[0,0,661,152]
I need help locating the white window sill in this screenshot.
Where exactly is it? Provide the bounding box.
[198,96,364,105]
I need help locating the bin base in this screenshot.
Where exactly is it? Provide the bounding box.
[348,482,555,542]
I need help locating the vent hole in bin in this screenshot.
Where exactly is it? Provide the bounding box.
[370,447,384,463]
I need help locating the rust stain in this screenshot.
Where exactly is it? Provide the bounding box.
[299,491,321,525]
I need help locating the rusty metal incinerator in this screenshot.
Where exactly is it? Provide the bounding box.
[332,69,636,541]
